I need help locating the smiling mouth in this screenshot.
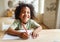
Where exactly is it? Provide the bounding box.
[23,16,29,19]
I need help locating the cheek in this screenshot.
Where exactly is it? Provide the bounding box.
[28,14,30,18]
[19,14,24,18]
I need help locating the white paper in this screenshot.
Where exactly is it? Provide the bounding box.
[2,30,33,40]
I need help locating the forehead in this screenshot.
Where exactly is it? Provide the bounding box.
[21,6,30,11]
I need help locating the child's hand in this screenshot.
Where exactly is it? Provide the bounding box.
[19,32,29,39]
[31,31,39,39]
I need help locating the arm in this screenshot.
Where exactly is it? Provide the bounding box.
[31,25,42,39]
[5,27,29,39]
[33,25,42,34]
[30,20,42,38]
[5,27,21,36]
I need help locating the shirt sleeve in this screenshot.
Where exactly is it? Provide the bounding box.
[30,19,40,29]
[9,20,19,29]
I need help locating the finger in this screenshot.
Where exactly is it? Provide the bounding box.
[31,33,36,39]
[21,33,28,39]
[32,33,38,39]
[37,34,39,36]
[23,33,29,38]
[33,34,37,39]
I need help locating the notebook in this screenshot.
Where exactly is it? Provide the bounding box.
[2,30,33,40]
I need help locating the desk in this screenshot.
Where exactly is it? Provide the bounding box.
[0,29,60,42]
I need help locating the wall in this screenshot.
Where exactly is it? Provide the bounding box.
[0,0,5,16]
[0,0,43,24]
[0,0,8,17]
[35,13,43,24]
[43,0,57,29]
[56,0,60,29]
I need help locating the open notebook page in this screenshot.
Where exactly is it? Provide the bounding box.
[2,30,33,40]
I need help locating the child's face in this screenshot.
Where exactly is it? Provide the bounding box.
[19,7,30,23]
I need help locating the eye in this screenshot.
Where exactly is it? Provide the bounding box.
[27,11,30,14]
[22,11,25,13]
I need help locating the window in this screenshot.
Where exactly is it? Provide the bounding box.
[23,0,45,14]
[39,0,45,14]
[13,0,44,14]
[20,0,39,14]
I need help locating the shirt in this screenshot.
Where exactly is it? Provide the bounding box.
[9,19,40,30]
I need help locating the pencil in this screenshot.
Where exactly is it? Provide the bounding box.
[22,23,28,33]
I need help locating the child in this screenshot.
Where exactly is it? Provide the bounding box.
[5,3,42,39]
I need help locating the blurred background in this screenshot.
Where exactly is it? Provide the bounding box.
[0,0,60,31]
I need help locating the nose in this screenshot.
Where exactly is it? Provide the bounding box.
[24,12,28,16]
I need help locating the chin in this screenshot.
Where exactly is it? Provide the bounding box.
[22,18,30,24]
[23,20,29,24]
[24,21,28,23]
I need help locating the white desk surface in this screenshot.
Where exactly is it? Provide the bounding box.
[0,29,60,42]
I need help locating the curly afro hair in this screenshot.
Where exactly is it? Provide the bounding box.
[15,3,35,20]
